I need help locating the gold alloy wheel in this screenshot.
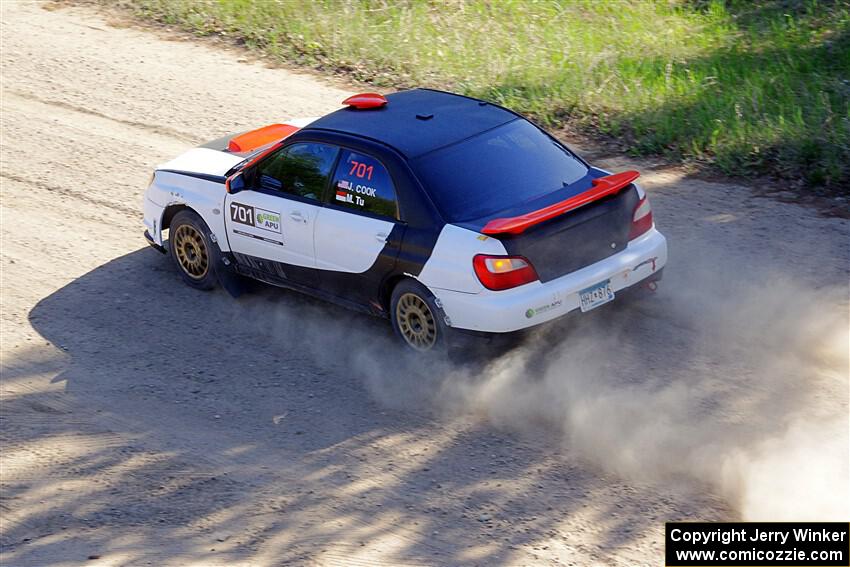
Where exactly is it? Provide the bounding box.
[396,292,437,351]
[173,224,209,280]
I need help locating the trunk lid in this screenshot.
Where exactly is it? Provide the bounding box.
[464,170,640,283]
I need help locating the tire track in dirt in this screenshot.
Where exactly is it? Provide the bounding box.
[5,90,200,143]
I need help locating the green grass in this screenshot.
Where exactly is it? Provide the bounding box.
[115,0,850,192]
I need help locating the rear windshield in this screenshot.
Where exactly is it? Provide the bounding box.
[412,119,588,222]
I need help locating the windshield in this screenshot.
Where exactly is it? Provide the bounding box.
[412,119,588,222]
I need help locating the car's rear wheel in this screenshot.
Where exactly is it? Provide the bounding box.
[169,210,218,290]
[390,279,448,352]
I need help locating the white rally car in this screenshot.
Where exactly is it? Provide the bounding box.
[143,89,667,351]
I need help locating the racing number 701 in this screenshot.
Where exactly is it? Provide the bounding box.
[349,160,374,180]
[230,202,254,226]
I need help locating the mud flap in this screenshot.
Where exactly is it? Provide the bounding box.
[209,241,249,298]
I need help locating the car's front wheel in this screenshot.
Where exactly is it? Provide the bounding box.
[390,279,449,352]
[168,209,218,290]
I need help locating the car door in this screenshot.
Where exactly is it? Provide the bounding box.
[225,142,339,286]
[313,148,404,305]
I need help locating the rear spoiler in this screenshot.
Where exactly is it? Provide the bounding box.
[481,170,640,236]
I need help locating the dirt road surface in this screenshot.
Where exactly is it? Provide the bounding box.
[1,3,848,566]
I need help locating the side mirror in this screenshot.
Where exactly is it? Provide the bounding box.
[225,171,245,194]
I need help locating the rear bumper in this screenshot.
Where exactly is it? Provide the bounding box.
[431,227,667,333]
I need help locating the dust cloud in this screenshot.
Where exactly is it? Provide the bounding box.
[244,246,849,521]
[354,259,850,521]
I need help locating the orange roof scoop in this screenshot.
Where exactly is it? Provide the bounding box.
[228,123,300,153]
[342,93,388,109]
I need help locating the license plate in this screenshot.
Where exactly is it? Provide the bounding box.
[579,279,614,312]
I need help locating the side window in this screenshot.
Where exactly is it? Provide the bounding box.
[331,150,398,219]
[253,142,338,201]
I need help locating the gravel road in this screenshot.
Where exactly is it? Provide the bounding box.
[1,3,848,566]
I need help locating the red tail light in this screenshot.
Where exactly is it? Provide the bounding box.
[473,254,539,291]
[629,196,653,240]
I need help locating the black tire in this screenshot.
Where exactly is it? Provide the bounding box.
[168,210,218,291]
[390,279,449,353]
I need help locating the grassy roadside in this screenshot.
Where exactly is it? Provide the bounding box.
[110,0,849,193]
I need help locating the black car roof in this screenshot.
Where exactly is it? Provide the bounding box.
[305,88,517,159]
